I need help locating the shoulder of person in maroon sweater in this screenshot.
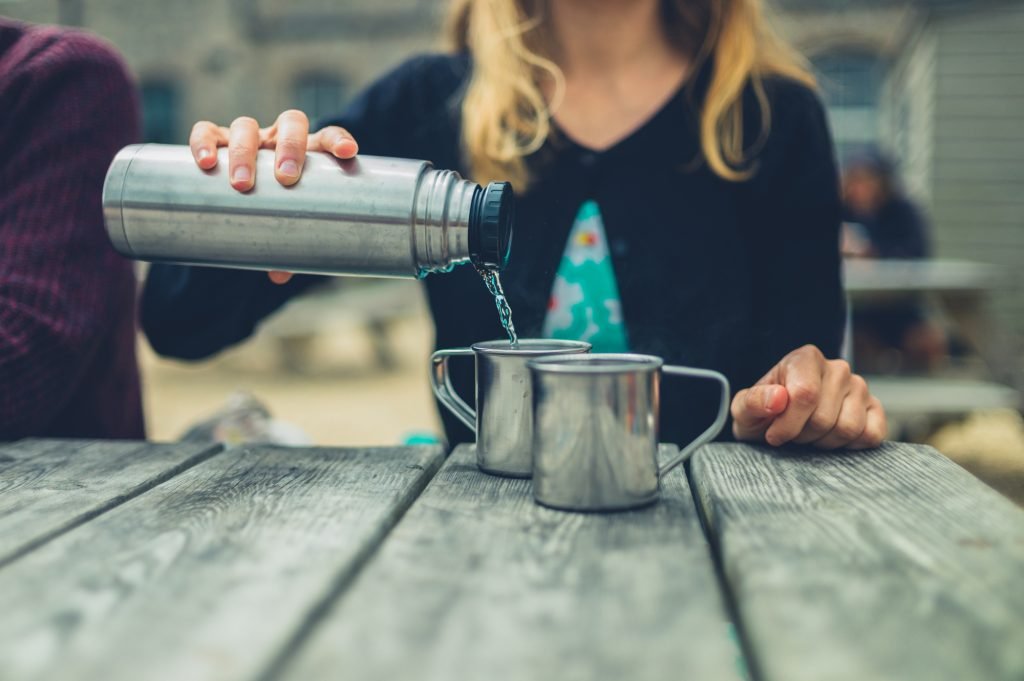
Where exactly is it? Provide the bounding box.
[0,18,137,110]
[0,19,144,439]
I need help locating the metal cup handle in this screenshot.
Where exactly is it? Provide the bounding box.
[430,348,477,433]
[658,366,731,477]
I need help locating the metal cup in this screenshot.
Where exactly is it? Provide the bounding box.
[430,339,592,477]
[527,354,730,512]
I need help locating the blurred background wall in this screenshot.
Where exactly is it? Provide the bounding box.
[780,0,1024,375]
[1,0,1021,468]
[0,0,444,131]
[3,0,1021,349]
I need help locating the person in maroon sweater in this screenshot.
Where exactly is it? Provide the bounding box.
[0,19,144,439]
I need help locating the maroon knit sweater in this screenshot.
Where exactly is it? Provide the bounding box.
[0,19,144,439]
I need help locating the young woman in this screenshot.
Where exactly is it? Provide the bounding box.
[143,0,887,450]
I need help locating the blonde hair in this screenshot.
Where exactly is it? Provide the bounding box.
[447,0,815,190]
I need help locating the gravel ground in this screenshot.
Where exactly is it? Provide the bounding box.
[929,409,1024,507]
[140,312,441,446]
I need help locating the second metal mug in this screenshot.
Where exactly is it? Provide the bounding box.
[527,354,730,512]
[430,339,592,477]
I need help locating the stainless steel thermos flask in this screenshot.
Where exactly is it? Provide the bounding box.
[102,144,513,277]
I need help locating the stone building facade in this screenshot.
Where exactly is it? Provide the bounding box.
[0,0,444,137]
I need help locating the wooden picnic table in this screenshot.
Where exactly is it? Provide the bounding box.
[1,438,1022,681]
[841,258,1019,432]
[843,258,1001,299]
[842,257,1002,362]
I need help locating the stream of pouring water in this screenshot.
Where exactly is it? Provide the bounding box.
[477,267,519,346]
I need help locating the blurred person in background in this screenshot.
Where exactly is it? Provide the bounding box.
[0,18,144,439]
[143,0,887,451]
[842,148,929,260]
[842,148,949,372]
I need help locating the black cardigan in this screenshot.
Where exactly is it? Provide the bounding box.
[141,53,845,447]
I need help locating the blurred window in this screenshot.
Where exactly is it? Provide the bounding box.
[140,80,180,144]
[813,51,887,163]
[293,73,347,123]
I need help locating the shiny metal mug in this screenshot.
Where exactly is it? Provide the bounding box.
[528,354,730,512]
[102,144,513,277]
[430,340,592,477]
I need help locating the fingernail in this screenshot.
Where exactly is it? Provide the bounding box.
[279,159,299,177]
[763,386,780,409]
[232,166,251,184]
[198,148,212,162]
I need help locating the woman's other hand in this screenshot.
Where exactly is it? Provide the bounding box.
[731,345,887,450]
[187,110,359,284]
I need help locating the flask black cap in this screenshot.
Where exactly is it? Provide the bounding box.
[469,181,514,270]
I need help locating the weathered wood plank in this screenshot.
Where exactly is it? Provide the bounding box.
[0,444,445,681]
[936,52,1024,77]
[934,137,1024,163]
[280,444,744,681]
[0,438,72,462]
[865,377,1019,418]
[691,442,1024,681]
[934,117,1024,142]
[0,439,222,566]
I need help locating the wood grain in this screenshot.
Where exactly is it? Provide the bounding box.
[0,438,68,463]
[0,439,222,566]
[0,443,444,681]
[690,441,1024,681]
[280,444,744,681]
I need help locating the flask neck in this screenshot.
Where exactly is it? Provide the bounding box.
[413,169,475,276]
[412,170,514,276]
